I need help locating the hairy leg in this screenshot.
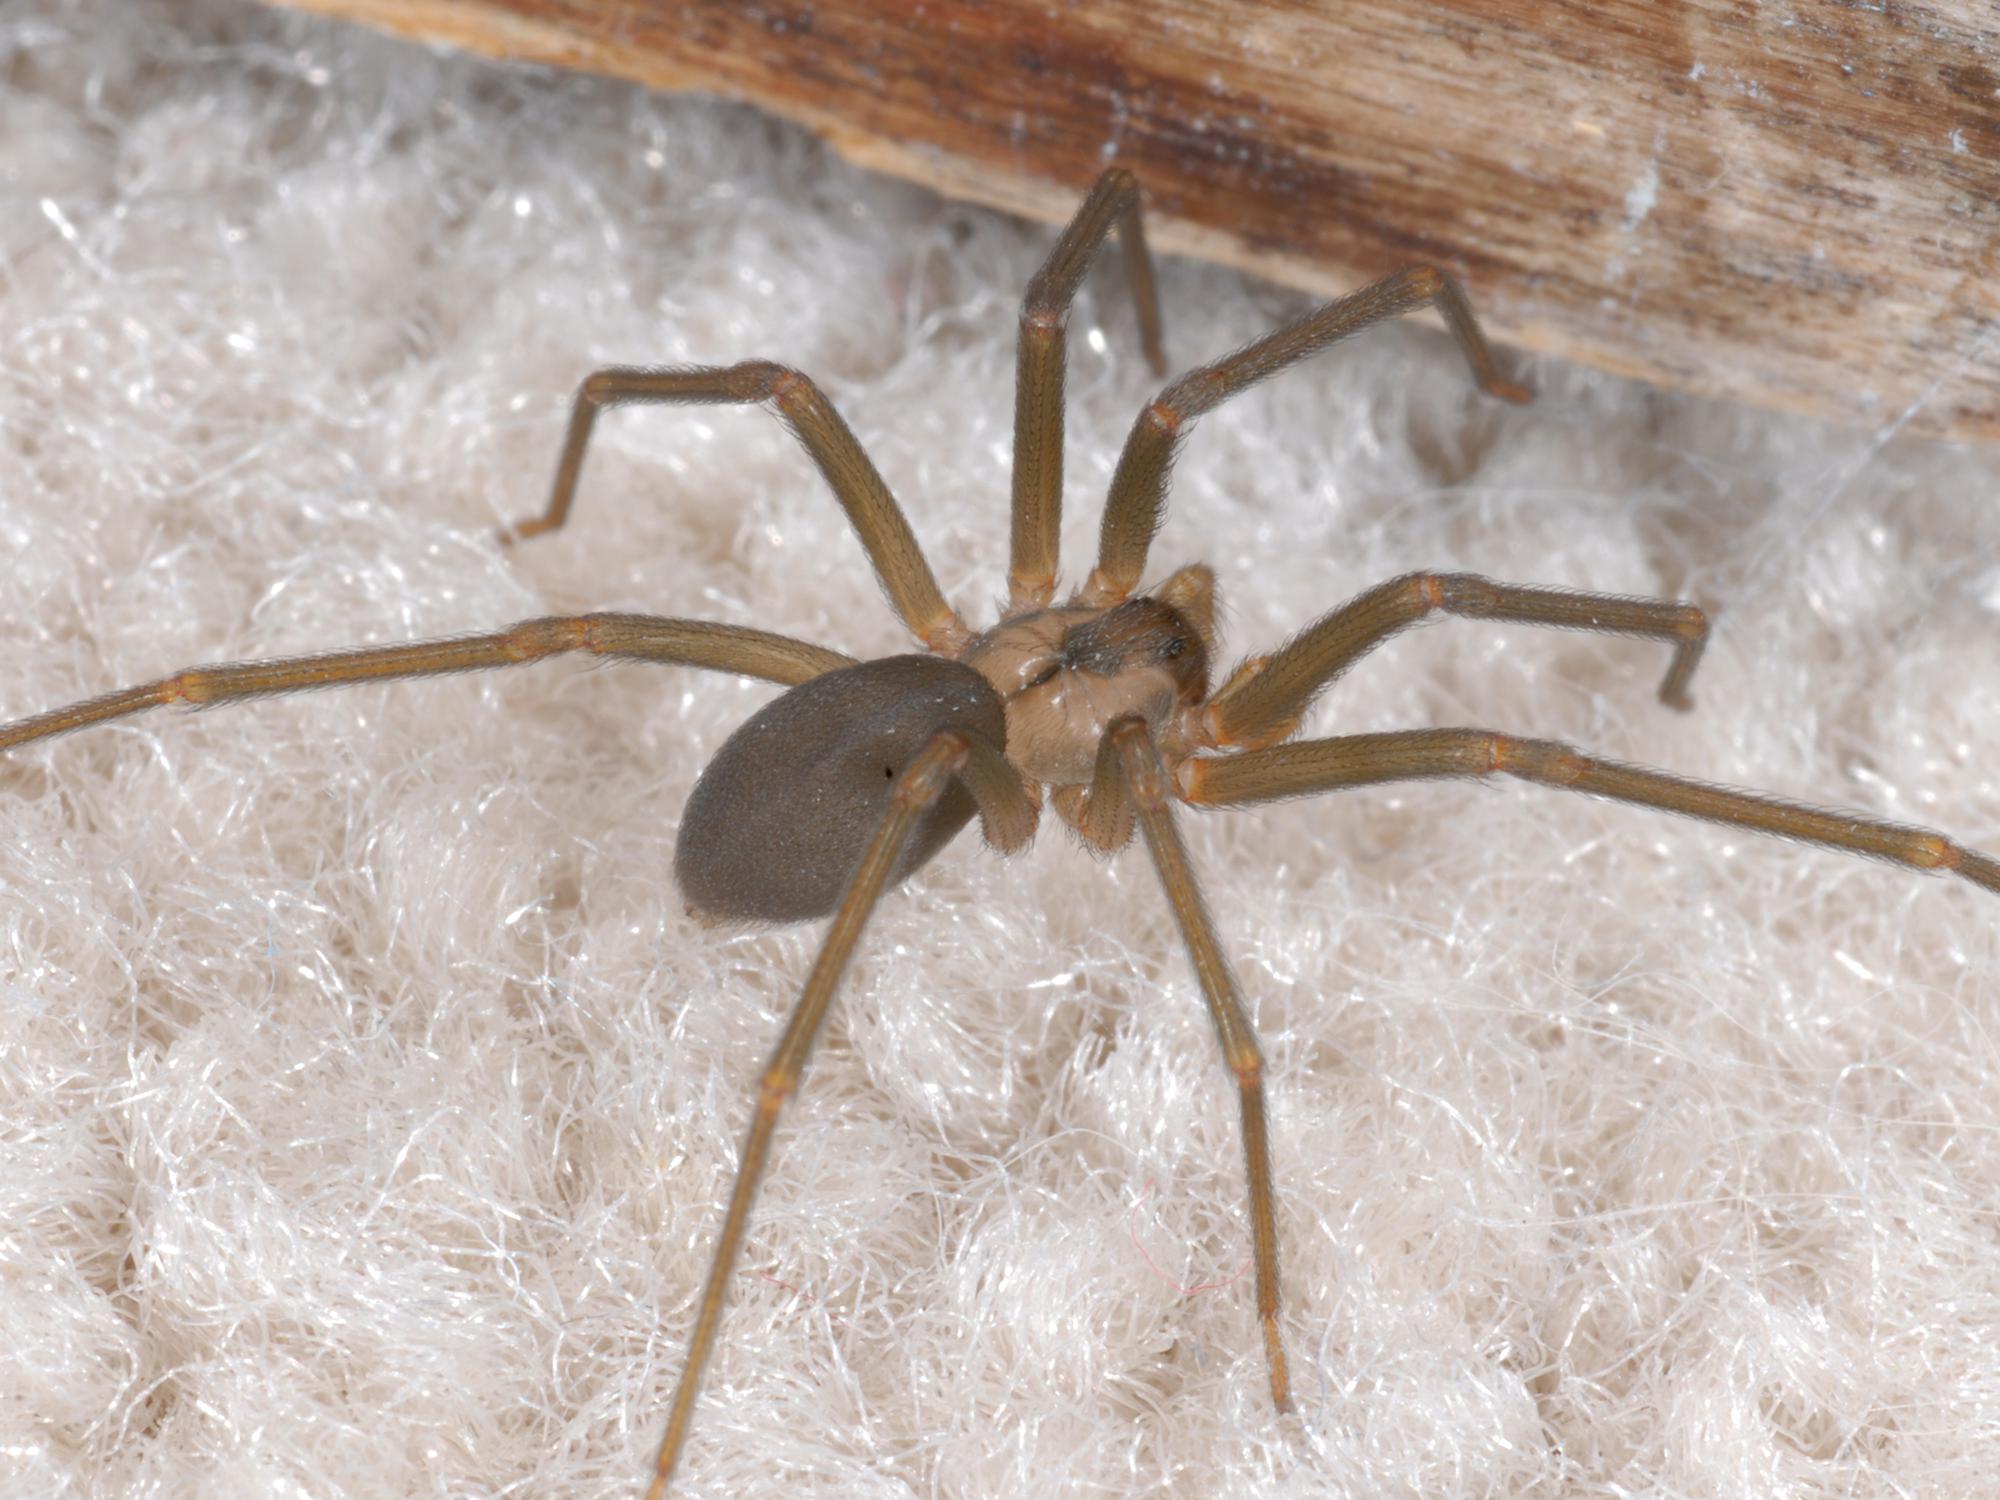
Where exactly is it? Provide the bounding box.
[1080,718,1292,1415]
[1010,167,1167,612]
[1183,728,2000,896]
[500,362,968,651]
[1088,267,1529,605]
[0,616,851,753]
[1205,572,1709,751]
[645,727,1034,1497]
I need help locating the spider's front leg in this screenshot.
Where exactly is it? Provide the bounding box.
[1080,717,1293,1415]
[1203,571,1711,753]
[1009,167,1167,613]
[1182,728,2000,897]
[1085,267,1530,607]
[500,361,970,653]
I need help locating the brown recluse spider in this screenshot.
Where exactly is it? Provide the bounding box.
[6,169,1996,1495]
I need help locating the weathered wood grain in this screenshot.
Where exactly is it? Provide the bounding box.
[270,0,2000,440]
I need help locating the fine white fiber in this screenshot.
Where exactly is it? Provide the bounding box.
[3,4,1998,1497]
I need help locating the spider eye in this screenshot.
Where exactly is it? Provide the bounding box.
[1163,637,1187,658]
[883,765,896,779]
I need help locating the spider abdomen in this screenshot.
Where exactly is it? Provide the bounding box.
[673,655,1006,923]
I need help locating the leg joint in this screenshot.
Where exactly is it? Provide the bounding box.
[891,731,971,807]
[1019,303,1065,336]
[1109,718,1171,806]
[1404,264,1445,299]
[1673,603,1710,641]
[1912,834,1960,873]
[1491,734,1586,784]
[731,360,791,402]
[1175,756,1207,803]
[1228,1047,1265,1087]
[1141,396,1185,437]
[1432,571,1503,616]
[159,672,209,706]
[757,1074,794,1113]
[1007,570,1057,606]
[500,617,582,661]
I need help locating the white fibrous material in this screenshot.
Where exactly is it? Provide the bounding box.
[2,3,1996,1496]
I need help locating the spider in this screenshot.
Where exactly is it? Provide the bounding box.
[6,169,1995,1497]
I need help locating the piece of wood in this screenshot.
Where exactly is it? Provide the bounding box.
[271,0,2000,440]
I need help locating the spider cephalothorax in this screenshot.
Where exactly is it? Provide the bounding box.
[961,564,1214,787]
[5,169,1993,1499]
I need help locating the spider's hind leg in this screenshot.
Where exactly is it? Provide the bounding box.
[0,616,853,755]
[644,725,1034,1497]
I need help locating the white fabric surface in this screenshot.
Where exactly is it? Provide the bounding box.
[3,4,1997,1496]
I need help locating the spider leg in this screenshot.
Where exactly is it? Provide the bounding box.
[499,362,969,652]
[646,727,1033,1498]
[1010,167,1167,613]
[1086,267,1529,606]
[1085,718,1292,1415]
[1204,572,1711,751]
[1182,729,2000,896]
[0,615,851,753]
